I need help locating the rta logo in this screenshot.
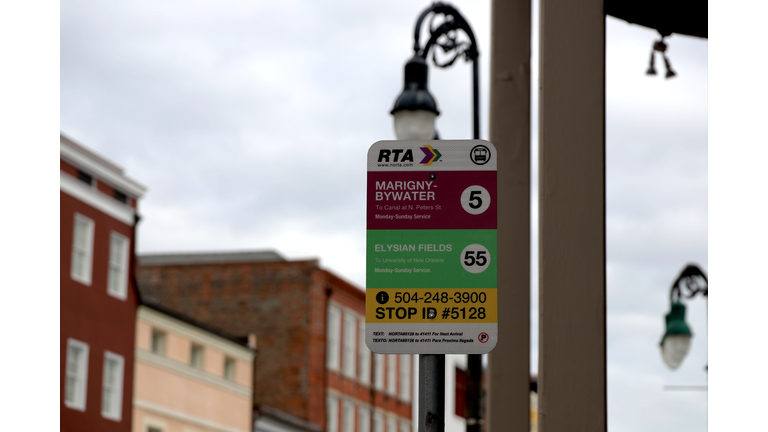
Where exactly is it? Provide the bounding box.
[478,332,489,343]
[378,149,414,162]
[420,145,441,166]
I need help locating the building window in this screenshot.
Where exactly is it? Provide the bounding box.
[327,396,339,432]
[77,169,93,185]
[65,338,89,411]
[342,400,355,432]
[400,420,411,432]
[151,329,166,355]
[387,417,397,432]
[399,354,411,402]
[107,232,130,300]
[387,354,397,395]
[190,343,204,369]
[358,407,371,432]
[327,305,341,371]
[114,189,128,204]
[343,314,357,378]
[102,351,124,421]
[224,357,236,381]
[373,354,384,391]
[71,213,94,285]
[358,319,371,385]
[144,421,165,432]
[373,412,384,432]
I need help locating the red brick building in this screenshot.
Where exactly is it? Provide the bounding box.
[61,133,147,432]
[137,252,413,432]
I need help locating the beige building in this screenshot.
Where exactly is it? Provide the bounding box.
[133,303,256,432]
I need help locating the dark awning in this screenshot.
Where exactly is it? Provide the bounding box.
[606,0,707,38]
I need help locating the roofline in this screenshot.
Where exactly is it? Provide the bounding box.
[321,268,364,298]
[138,250,294,266]
[140,300,252,348]
[256,404,322,432]
[60,132,148,197]
[60,132,124,173]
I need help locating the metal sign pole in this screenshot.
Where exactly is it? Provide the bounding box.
[419,354,445,432]
[466,353,482,432]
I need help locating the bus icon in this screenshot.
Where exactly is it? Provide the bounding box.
[470,145,490,165]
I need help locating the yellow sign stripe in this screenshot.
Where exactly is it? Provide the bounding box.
[366,288,497,323]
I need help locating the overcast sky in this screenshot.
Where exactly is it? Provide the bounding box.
[58,1,711,430]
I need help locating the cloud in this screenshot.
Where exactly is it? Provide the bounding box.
[61,2,708,431]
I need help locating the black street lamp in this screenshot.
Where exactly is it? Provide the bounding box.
[391,2,480,141]
[660,264,708,370]
[391,55,441,140]
[390,4,482,432]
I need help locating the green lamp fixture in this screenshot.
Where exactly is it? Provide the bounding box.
[660,264,707,370]
[660,301,693,369]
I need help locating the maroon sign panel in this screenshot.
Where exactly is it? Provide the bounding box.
[367,170,497,230]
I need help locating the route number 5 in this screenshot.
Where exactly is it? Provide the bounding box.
[461,186,490,215]
[468,191,482,209]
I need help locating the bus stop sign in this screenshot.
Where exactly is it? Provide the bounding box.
[366,140,498,354]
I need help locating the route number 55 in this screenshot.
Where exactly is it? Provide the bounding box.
[460,244,491,274]
[463,250,487,266]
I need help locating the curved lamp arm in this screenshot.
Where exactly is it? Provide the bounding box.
[410,2,480,139]
[413,3,478,62]
[670,264,708,303]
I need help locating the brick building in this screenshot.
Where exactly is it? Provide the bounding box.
[137,251,413,432]
[61,133,147,432]
[133,302,256,432]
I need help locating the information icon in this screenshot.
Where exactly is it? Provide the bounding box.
[460,186,491,215]
[375,291,389,304]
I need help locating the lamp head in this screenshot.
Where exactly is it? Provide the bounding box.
[660,301,692,369]
[391,55,439,140]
